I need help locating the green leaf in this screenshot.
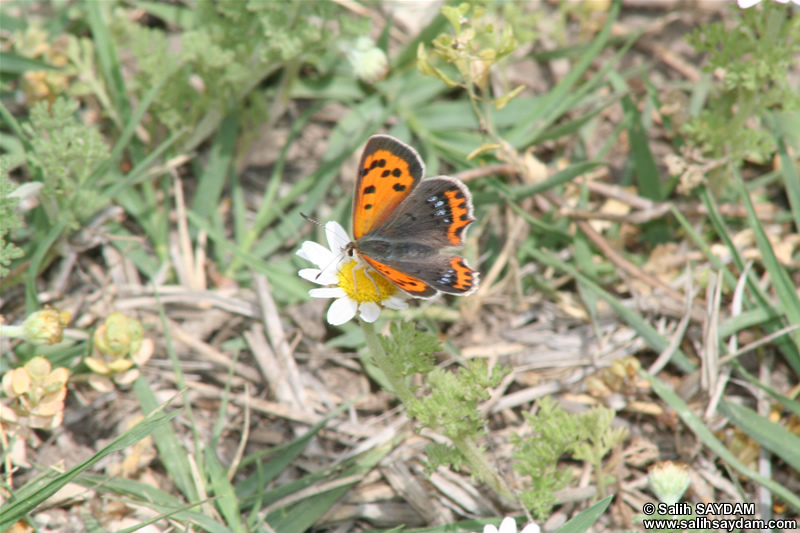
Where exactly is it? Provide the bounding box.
[134,378,200,502]
[556,495,613,533]
[493,84,526,110]
[526,245,696,373]
[0,403,177,531]
[264,445,392,532]
[735,168,800,375]
[0,51,60,73]
[719,400,800,472]
[645,370,800,512]
[417,43,459,88]
[193,113,237,220]
[86,1,131,129]
[205,447,244,532]
[440,3,470,33]
[610,72,663,201]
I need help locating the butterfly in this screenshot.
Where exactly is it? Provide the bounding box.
[346,135,479,298]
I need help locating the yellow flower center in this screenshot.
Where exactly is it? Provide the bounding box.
[337,259,398,303]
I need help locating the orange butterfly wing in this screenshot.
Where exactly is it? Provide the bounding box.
[352,135,424,240]
[360,255,438,298]
[362,254,478,298]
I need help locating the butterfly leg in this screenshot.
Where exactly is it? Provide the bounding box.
[352,259,383,299]
[362,266,383,299]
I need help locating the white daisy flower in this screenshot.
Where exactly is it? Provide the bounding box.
[297,221,409,326]
[481,517,540,533]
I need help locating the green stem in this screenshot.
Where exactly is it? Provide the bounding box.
[359,319,515,504]
[451,436,516,503]
[0,325,24,338]
[594,455,606,498]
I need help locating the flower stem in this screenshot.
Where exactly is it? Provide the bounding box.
[451,436,516,503]
[360,319,515,504]
[0,325,24,338]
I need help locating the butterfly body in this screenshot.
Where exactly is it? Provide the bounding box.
[348,135,479,298]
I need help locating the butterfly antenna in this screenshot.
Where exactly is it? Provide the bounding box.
[301,212,350,283]
[300,212,324,228]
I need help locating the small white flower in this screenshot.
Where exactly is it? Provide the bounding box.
[482,517,540,533]
[341,36,389,84]
[297,221,409,326]
[648,460,691,506]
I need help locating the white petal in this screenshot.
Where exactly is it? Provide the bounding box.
[325,221,351,253]
[359,301,382,322]
[498,518,518,533]
[327,297,358,326]
[737,0,761,6]
[299,268,324,283]
[520,524,540,533]
[310,262,341,284]
[483,526,499,533]
[316,253,348,283]
[298,241,334,268]
[309,287,347,299]
[383,296,409,310]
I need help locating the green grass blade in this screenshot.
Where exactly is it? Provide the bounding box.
[90,63,178,188]
[263,444,392,533]
[75,475,228,533]
[0,51,60,73]
[669,203,739,290]
[645,370,800,511]
[244,102,323,246]
[718,399,800,472]
[85,2,131,128]
[526,245,696,373]
[102,128,186,198]
[512,162,605,201]
[695,187,800,369]
[193,113,237,220]
[505,0,622,146]
[25,219,67,310]
[557,495,613,533]
[609,72,662,201]
[236,401,351,504]
[477,162,605,206]
[205,448,244,532]
[0,100,31,153]
[773,115,800,251]
[392,13,448,69]
[115,501,230,533]
[719,308,783,340]
[531,100,617,145]
[0,405,177,531]
[735,168,800,375]
[732,360,800,418]
[188,210,307,297]
[133,377,200,502]
[76,473,183,505]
